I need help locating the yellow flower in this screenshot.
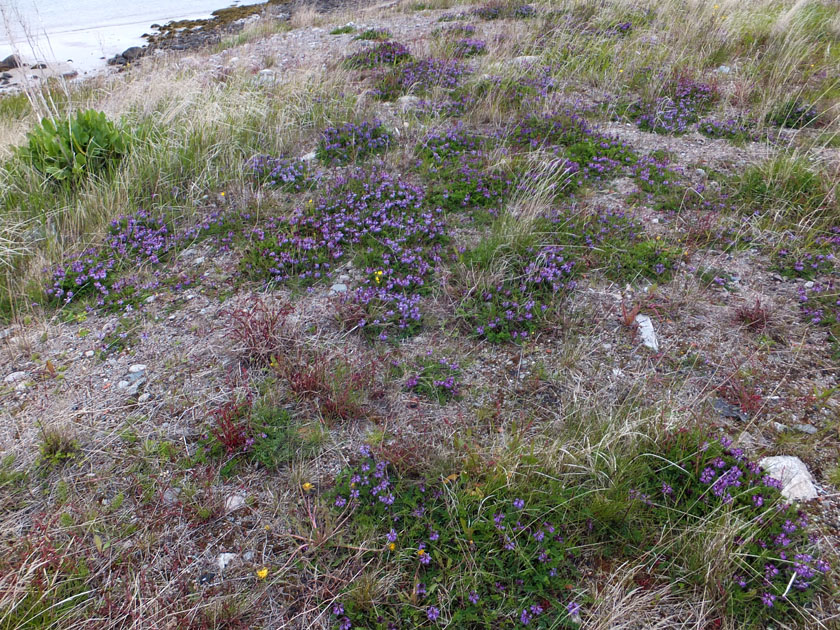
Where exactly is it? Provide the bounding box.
[256,567,268,579]
[302,482,313,492]
[264,524,271,531]
[220,191,225,197]
[388,543,396,551]
[374,270,384,284]
[417,549,426,557]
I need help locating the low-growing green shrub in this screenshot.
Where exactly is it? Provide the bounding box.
[17,109,129,183]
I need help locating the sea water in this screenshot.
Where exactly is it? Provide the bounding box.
[0,0,238,72]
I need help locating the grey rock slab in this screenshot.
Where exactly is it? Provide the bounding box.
[792,423,817,435]
[329,283,348,295]
[713,398,748,422]
[759,456,818,501]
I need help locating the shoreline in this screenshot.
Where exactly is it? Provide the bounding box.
[0,0,291,94]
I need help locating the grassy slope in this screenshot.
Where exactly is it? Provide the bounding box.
[0,0,839,628]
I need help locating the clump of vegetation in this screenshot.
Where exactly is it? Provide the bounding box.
[38,427,80,467]
[17,109,129,183]
[737,154,831,220]
[316,120,392,165]
[326,434,830,629]
[342,41,411,68]
[247,155,315,192]
[201,396,324,474]
[767,99,819,129]
[394,353,462,402]
[354,27,392,41]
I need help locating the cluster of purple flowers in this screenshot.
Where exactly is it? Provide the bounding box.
[343,41,411,68]
[767,100,819,129]
[698,117,758,142]
[329,462,581,629]
[316,120,392,165]
[797,280,839,327]
[471,3,535,19]
[466,245,576,343]
[632,77,716,135]
[629,154,683,193]
[418,126,512,213]
[47,210,173,309]
[246,155,314,192]
[452,38,487,58]
[646,436,830,617]
[404,355,461,401]
[774,228,838,280]
[433,22,476,37]
[243,169,442,296]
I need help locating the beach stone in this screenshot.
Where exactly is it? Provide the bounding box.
[62,70,78,79]
[0,55,21,70]
[713,398,748,422]
[107,55,127,66]
[122,46,144,61]
[759,456,817,501]
[31,62,47,69]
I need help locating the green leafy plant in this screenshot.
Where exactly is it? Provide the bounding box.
[18,109,129,183]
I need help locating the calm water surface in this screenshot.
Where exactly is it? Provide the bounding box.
[0,0,239,72]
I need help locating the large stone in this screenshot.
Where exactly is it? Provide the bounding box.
[0,54,22,71]
[759,456,818,501]
[122,46,144,61]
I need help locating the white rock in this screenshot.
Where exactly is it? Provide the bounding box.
[511,55,540,66]
[759,456,818,501]
[193,257,205,266]
[216,552,238,571]
[329,283,348,295]
[137,393,151,403]
[129,364,146,373]
[84,350,95,358]
[634,314,659,352]
[397,95,420,111]
[117,380,130,389]
[301,151,317,161]
[224,493,246,513]
[4,371,26,383]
